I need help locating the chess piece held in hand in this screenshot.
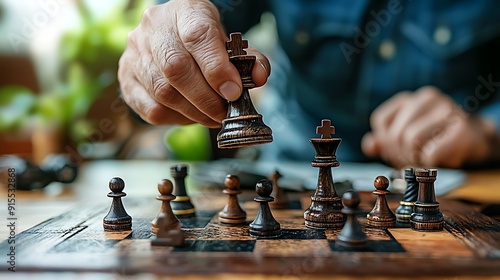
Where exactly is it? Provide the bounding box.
[217,32,273,149]
[103,177,132,231]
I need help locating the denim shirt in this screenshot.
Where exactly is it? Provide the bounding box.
[216,0,500,162]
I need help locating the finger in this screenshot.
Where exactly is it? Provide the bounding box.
[248,46,271,87]
[176,5,242,101]
[361,132,380,158]
[120,77,196,126]
[134,49,223,127]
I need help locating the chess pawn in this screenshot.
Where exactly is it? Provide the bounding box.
[395,168,419,223]
[367,176,396,228]
[249,179,281,238]
[269,170,289,209]
[151,179,181,234]
[411,169,444,232]
[170,164,195,217]
[219,175,247,225]
[336,190,368,248]
[217,32,273,149]
[151,213,185,247]
[103,177,132,231]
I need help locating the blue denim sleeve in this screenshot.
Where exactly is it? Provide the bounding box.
[212,0,269,34]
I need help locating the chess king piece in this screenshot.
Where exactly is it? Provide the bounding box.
[249,179,281,238]
[217,32,273,149]
[151,179,181,234]
[219,174,247,225]
[411,169,444,232]
[367,176,396,228]
[103,177,132,231]
[395,168,419,223]
[304,119,346,229]
[336,190,368,248]
[269,170,289,209]
[170,164,195,216]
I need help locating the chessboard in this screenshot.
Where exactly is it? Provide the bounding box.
[2,186,499,277]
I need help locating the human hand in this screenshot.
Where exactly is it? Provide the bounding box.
[362,86,495,168]
[118,0,270,128]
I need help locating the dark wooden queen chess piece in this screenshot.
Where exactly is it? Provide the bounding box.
[217,32,273,149]
[395,168,419,223]
[411,169,444,232]
[304,119,346,229]
[218,174,247,225]
[103,177,132,231]
[170,164,195,217]
[367,176,396,228]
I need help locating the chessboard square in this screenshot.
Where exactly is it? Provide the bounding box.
[115,239,162,254]
[271,209,304,219]
[278,229,326,239]
[178,212,216,228]
[49,239,119,253]
[254,239,331,257]
[279,219,309,230]
[329,240,405,253]
[182,228,204,240]
[323,226,391,241]
[173,240,255,252]
[199,225,254,240]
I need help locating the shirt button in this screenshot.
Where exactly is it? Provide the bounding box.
[295,30,309,45]
[434,25,451,45]
[379,40,396,60]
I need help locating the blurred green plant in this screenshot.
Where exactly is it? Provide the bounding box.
[0,0,150,143]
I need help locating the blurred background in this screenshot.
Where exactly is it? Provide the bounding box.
[0,0,217,164]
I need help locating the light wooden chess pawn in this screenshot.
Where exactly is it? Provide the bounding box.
[367,176,396,228]
[269,170,289,209]
[103,177,132,231]
[151,213,185,247]
[218,175,247,225]
[151,179,181,234]
[336,190,368,248]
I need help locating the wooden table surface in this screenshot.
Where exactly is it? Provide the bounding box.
[1,160,499,279]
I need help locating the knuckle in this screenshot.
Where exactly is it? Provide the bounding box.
[141,6,158,24]
[162,50,193,84]
[180,19,219,49]
[143,104,169,125]
[152,79,179,106]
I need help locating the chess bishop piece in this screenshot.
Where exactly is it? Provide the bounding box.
[103,177,132,231]
[395,168,418,223]
[170,164,195,216]
[304,119,346,229]
[411,169,444,231]
[367,176,396,228]
[249,179,281,238]
[151,179,181,234]
[219,175,247,225]
[336,190,368,248]
[217,32,273,149]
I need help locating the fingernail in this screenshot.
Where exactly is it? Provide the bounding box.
[258,60,269,77]
[219,81,241,101]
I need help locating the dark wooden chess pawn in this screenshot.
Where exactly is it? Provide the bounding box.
[395,168,419,223]
[151,213,185,247]
[367,176,396,228]
[217,32,273,149]
[411,169,444,232]
[249,179,281,238]
[218,174,247,225]
[304,119,345,229]
[336,190,368,248]
[151,179,181,234]
[170,164,195,217]
[103,177,132,231]
[269,170,289,209]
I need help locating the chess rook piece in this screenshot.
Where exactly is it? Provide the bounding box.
[269,170,289,209]
[151,213,185,247]
[249,179,281,238]
[103,177,132,231]
[336,191,368,248]
[304,119,346,229]
[170,164,195,216]
[151,179,181,234]
[217,32,273,149]
[411,169,444,232]
[367,176,396,228]
[219,175,247,225]
[395,168,419,223]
